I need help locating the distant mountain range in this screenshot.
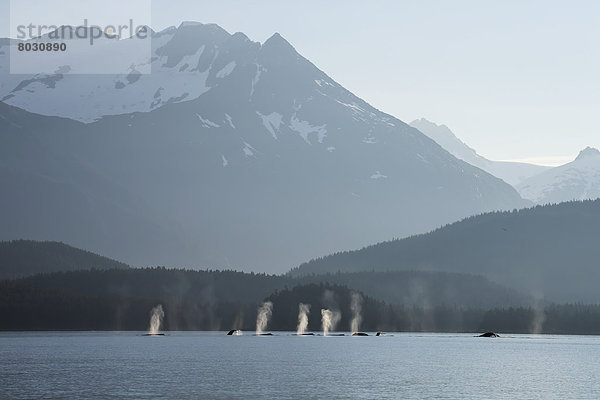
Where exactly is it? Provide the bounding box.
[292,199,600,303]
[0,22,529,272]
[0,239,530,309]
[410,118,600,205]
[410,118,550,185]
[517,147,600,204]
[0,240,129,279]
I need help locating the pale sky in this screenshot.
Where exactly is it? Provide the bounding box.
[1,0,599,165]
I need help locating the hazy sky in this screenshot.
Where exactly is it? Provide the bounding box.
[2,0,598,165]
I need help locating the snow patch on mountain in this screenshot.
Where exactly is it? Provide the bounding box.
[173,46,206,72]
[371,171,388,180]
[242,142,256,157]
[315,79,335,87]
[0,24,246,122]
[336,100,366,115]
[250,64,264,98]
[517,148,600,204]
[416,154,429,164]
[0,33,214,122]
[216,61,236,78]
[289,114,327,144]
[224,114,236,129]
[362,133,377,144]
[196,114,220,128]
[257,112,283,139]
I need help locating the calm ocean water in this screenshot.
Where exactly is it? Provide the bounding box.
[1,331,599,399]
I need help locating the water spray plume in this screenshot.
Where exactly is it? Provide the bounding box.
[350,292,363,333]
[256,301,273,334]
[297,303,311,335]
[530,295,546,334]
[321,308,341,336]
[148,304,164,335]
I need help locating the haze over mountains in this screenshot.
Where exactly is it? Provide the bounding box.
[411,118,600,205]
[0,22,529,272]
[292,199,600,303]
[0,240,531,310]
[410,118,550,185]
[517,147,600,204]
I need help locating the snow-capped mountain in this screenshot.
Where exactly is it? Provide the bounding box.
[0,23,255,122]
[0,23,529,272]
[517,147,600,204]
[410,118,549,185]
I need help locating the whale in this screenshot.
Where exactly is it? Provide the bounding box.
[478,332,500,338]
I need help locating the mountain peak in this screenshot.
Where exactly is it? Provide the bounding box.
[576,147,600,161]
[175,21,230,37]
[262,32,295,51]
[411,118,439,127]
[410,118,465,148]
[411,118,452,135]
[178,21,204,28]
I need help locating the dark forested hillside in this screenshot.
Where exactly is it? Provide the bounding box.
[295,271,531,309]
[0,240,129,279]
[16,268,286,304]
[0,267,530,331]
[3,271,599,334]
[0,276,485,332]
[0,268,283,331]
[291,200,600,303]
[4,266,531,309]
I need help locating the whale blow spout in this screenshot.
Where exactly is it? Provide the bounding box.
[350,292,363,333]
[145,304,164,336]
[256,301,273,335]
[296,303,311,335]
[321,308,341,336]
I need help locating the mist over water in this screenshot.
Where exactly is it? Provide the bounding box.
[321,309,341,336]
[148,305,164,335]
[350,292,363,333]
[297,303,310,335]
[256,301,273,334]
